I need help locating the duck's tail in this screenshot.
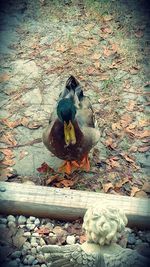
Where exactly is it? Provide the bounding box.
[66,75,84,100]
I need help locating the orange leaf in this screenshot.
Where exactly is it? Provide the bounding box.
[138,145,150,153]
[2,118,22,129]
[137,130,150,139]
[36,227,50,235]
[120,114,133,128]
[79,234,86,244]
[0,148,14,158]
[121,153,135,163]
[56,179,75,187]
[105,137,117,149]
[103,182,114,193]
[112,122,122,131]
[0,132,17,146]
[1,157,15,166]
[130,186,140,197]
[46,174,60,185]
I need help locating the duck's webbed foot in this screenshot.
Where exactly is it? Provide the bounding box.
[58,155,90,174]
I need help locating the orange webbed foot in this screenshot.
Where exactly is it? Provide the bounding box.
[58,155,90,174]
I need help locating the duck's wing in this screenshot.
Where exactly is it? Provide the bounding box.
[41,244,105,267]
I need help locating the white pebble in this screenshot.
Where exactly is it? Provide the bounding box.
[26,223,35,231]
[66,235,76,245]
[7,215,16,222]
[34,218,40,226]
[11,250,22,259]
[28,255,35,265]
[23,241,31,249]
[8,221,16,228]
[31,242,38,247]
[29,216,36,222]
[23,231,31,237]
[40,238,46,246]
[32,232,40,237]
[18,215,27,225]
[33,259,39,265]
[41,264,47,267]
[36,245,42,252]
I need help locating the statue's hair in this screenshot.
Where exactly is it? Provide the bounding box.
[83,206,128,246]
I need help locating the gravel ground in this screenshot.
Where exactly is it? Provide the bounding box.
[0,213,150,267]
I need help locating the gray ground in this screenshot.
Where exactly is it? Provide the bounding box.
[0,0,150,193]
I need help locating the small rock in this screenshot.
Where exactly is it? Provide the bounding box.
[8,221,16,228]
[0,223,7,229]
[66,235,76,245]
[32,232,40,238]
[135,239,143,246]
[11,250,22,259]
[41,264,47,267]
[64,223,69,229]
[0,218,7,224]
[31,242,38,247]
[7,260,18,267]
[23,257,28,264]
[33,259,39,265]
[23,241,31,249]
[48,235,57,245]
[7,215,16,222]
[127,233,136,245]
[34,218,40,226]
[23,231,31,237]
[26,223,35,231]
[18,215,26,225]
[37,254,45,263]
[40,238,46,246]
[28,255,36,265]
[31,247,37,254]
[21,248,28,256]
[29,216,36,222]
[36,245,42,252]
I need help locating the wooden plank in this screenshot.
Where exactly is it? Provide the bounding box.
[0,182,150,228]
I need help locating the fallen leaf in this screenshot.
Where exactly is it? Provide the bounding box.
[1,158,15,166]
[56,179,75,187]
[0,132,17,146]
[112,122,122,131]
[130,186,140,197]
[138,145,150,153]
[106,157,120,169]
[46,174,60,185]
[129,145,138,152]
[105,137,117,149]
[37,162,54,174]
[101,26,112,34]
[126,100,136,111]
[12,229,27,248]
[120,114,133,128]
[137,130,150,139]
[87,67,96,75]
[27,122,42,129]
[1,118,22,129]
[91,53,101,60]
[129,65,140,74]
[138,118,149,127]
[36,227,50,235]
[103,182,114,193]
[142,182,150,193]
[135,190,148,198]
[0,168,13,181]
[0,148,14,158]
[121,153,135,163]
[19,151,28,160]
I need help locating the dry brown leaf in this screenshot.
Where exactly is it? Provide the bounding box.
[99,73,109,80]
[111,122,122,131]
[101,26,112,34]
[138,118,149,127]
[0,168,13,181]
[142,182,150,193]
[27,122,42,129]
[91,53,101,60]
[105,137,117,149]
[0,73,11,82]
[129,145,138,152]
[126,100,136,111]
[46,174,60,185]
[103,182,114,193]
[0,148,14,158]
[115,177,129,188]
[106,157,120,169]
[135,190,148,198]
[19,151,28,160]
[137,130,150,139]
[36,227,50,235]
[2,118,22,129]
[2,157,15,166]
[130,186,140,197]
[121,153,135,163]
[138,145,150,153]
[103,46,116,57]
[129,66,140,74]
[93,61,101,69]
[0,132,17,146]
[120,114,133,128]
[56,179,75,187]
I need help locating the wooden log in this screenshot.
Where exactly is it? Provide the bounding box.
[0,182,150,228]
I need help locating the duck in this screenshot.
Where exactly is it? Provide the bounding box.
[42,75,100,174]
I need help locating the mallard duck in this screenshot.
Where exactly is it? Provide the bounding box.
[42,76,100,174]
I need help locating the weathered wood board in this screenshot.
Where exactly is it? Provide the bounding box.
[0,182,150,228]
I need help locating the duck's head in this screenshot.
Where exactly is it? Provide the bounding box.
[57,98,77,146]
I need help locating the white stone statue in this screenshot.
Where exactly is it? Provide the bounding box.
[41,205,150,267]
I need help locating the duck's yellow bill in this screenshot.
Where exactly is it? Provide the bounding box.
[64,121,76,145]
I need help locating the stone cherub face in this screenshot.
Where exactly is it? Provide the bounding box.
[82,206,128,246]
